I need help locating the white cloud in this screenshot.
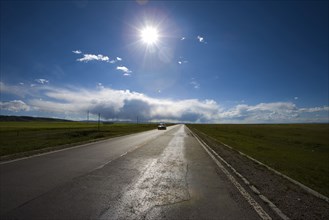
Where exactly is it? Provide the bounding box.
[0,100,30,112]
[197,35,206,43]
[217,102,329,123]
[74,51,121,64]
[299,106,329,113]
[109,57,122,64]
[191,82,200,89]
[178,57,188,65]
[190,79,200,89]
[72,50,82,54]
[220,102,297,119]
[178,60,188,65]
[96,83,104,89]
[77,54,110,62]
[294,97,299,100]
[35,79,49,84]
[1,83,219,122]
[0,81,36,97]
[181,37,186,40]
[1,82,328,123]
[116,66,132,74]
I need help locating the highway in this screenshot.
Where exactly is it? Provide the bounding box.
[0,124,270,219]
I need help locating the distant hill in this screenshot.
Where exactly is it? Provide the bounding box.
[0,115,73,122]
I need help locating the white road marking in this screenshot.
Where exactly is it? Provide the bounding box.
[188,127,272,220]
[196,130,329,203]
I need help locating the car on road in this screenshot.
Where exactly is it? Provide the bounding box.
[157,123,167,130]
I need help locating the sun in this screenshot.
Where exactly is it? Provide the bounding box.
[140,26,159,45]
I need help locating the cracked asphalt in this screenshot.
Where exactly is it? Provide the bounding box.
[1,125,262,219]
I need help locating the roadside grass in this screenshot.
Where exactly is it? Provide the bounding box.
[187,124,329,197]
[0,122,157,157]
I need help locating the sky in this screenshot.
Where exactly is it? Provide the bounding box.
[1,0,328,123]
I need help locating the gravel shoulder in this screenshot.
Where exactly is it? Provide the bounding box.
[191,128,329,220]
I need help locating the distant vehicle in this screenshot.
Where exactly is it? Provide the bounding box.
[157,123,167,130]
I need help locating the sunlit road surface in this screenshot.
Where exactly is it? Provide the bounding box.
[1,125,264,219]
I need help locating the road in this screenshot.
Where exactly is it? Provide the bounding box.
[0,124,268,219]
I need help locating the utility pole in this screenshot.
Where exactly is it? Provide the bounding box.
[98,113,100,131]
[137,116,139,125]
[87,110,89,122]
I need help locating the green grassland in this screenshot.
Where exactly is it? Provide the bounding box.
[0,121,157,157]
[187,124,329,197]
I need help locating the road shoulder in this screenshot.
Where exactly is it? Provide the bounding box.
[189,127,329,219]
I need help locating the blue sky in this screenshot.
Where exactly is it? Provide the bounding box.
[1,0,328,123]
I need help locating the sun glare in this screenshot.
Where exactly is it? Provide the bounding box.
[141,27,159,45]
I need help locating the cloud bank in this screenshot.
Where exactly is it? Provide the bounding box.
[0,100,31,112]
[1,82,328,123]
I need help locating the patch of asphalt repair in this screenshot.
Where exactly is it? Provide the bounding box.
[188,127,329,220]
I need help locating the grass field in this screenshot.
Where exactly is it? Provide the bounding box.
[0,121,158,157]
[187,124,329,197]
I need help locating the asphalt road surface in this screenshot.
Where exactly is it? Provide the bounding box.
[1,125,268,219]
